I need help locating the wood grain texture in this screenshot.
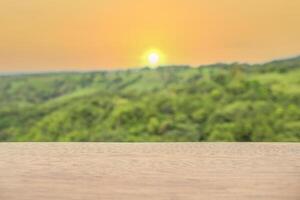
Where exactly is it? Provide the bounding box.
[0,143,299,200]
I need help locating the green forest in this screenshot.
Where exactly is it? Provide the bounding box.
[0,56,300,142]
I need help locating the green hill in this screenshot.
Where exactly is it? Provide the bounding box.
[1,57,300,142]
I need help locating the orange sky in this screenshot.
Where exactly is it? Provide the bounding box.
[0,0,300,72]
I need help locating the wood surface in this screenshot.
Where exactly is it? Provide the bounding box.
[0,143,299,200]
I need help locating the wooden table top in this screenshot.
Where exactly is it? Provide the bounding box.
[0,143,299,200]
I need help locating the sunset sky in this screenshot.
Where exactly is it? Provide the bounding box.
[0,0,300,72]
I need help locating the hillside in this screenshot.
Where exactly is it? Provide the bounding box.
[0,57,300,142]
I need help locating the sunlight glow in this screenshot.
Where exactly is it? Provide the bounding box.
[141,48,165,67]
[148,52,159,65]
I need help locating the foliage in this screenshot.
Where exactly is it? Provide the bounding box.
[0,57,300,142]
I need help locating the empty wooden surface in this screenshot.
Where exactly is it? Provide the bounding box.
[0,143,299,200]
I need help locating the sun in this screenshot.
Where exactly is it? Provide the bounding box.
[142,49,165,67]
[148,52,159,65]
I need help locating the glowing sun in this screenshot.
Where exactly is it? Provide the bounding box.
[148,52,160,65]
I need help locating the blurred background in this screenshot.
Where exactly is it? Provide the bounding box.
[0,0,299,141]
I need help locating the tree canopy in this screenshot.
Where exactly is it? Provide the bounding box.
[0,57,300,142]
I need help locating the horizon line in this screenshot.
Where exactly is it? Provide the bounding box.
[0,54,299,76]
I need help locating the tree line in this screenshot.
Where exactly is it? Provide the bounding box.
[0,56,299,141]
